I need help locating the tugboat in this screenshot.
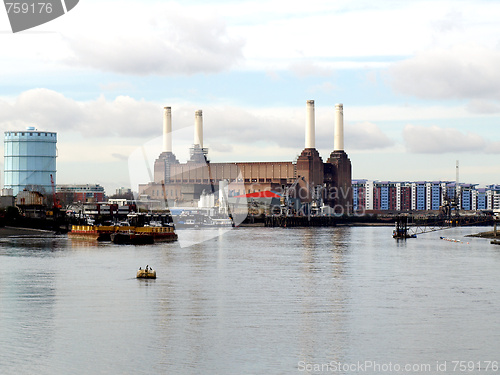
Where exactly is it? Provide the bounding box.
[137,265,156,279]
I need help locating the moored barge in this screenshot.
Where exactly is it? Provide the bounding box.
[67,225,116,241]
[68,224,177,243]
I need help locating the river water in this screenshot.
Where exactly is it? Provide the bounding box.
[1,226,499,374]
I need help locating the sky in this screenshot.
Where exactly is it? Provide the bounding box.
[1,0,500,193]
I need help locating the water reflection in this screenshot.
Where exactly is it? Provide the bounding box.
[68,238,103,248]
[1,227,500,374]
[0,267,57,372]
[298,228,349,368]
[0,237,65,256]
[0,236,60,372]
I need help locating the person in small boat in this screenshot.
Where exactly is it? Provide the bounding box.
[146,265,149,271]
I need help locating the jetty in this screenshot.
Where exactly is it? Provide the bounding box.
[264,215,338,227]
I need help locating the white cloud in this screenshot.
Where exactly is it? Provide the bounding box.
[99,82,135,92]
[3,0,500,77]
[430,10,464,33]
[403,124,487,153]
[56,2,244,75]
[390,45,500,101]
[233,0,500,71]
[0,89,400,178]
[484,141,500,154]
[81,95,160,136]
[4,90,495,156]
[307,82,336,94]
[0,89,160,137]
[0,90,305,149]
[332,104,472,122]
[345,122,395,150]
[236,4,430,62]
[466,100,500,114]
[202,106,303,149]
[0,88,82,131]
[289,61,335,77]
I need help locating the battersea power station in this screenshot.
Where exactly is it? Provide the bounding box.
[138,100,352,214]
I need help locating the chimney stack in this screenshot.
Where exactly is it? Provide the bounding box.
[194,110,203,148]
[305,100,315,149]
[162,106,172,153]
[334,103,344,151]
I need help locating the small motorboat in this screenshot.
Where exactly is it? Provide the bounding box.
[137,266,156,279]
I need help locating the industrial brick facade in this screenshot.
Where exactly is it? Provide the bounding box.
[139,101,353,213]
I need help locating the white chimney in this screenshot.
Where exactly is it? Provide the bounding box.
[305,100,315,149]
[194,109,203,148]
[334,103,344,151]
[162,106,172,153]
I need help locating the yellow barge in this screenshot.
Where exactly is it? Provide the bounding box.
[68,225,177,243]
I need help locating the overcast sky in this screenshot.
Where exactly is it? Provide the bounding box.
[1,0,500,193]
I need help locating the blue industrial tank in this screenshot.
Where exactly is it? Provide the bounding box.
[4,127,57,195]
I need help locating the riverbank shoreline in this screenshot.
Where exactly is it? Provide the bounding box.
[0,226,56,237]
[466,230,499,239]
[238,222,394,227]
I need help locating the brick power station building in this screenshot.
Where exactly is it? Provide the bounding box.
[139,101,352,213]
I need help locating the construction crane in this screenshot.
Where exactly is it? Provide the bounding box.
[441,160,460,223]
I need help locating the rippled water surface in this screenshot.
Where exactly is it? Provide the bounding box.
[1,226,499,374]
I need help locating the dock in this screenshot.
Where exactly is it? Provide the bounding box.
[264,216,337,227]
